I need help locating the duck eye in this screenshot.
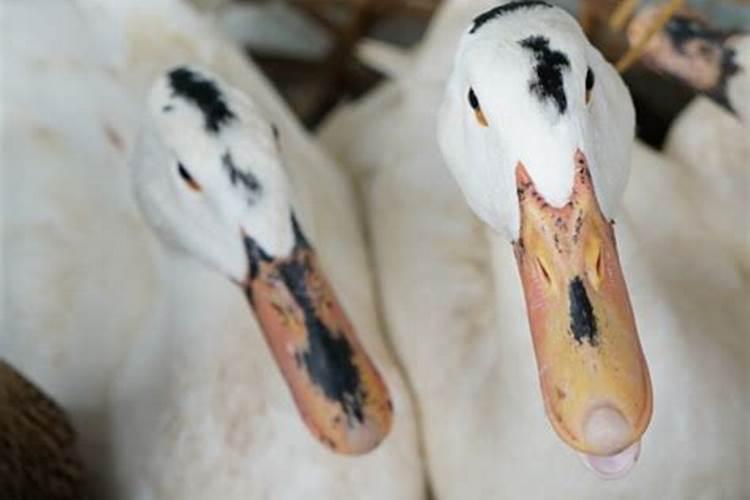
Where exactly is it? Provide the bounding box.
[177,162,202,192]
[585,67,595,104]
[467,87,488,127]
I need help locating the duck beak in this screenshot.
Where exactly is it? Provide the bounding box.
[239,214,392,455]
[512,152,652,472]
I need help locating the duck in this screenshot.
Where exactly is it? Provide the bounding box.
[1,0,423,498]
[320,0,748,497]
[627,4,749,122]
[627,5,749,273]
[0,359,87,500]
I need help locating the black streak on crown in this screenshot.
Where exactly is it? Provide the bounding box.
[518,35,571,114]
[568,276,598,346]
[168,67,236,133]
[470,1,552,34]
[222,151,262,204]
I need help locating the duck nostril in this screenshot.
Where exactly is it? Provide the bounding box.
[537,257,552,285]
[586,238,604,290]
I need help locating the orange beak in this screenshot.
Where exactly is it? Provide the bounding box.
[240,215,392,455]
[513,151,652,462]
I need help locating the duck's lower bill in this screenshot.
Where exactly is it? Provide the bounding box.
[578,441,641,479]
[240,216,392,455]
[512,152,652,466]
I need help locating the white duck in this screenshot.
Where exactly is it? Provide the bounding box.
[321,0,748,497]
[2,0,423,498]
[628,6,749,273]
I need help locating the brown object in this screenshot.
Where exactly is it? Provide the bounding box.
[247,0,440,128]
[0,360,86,500]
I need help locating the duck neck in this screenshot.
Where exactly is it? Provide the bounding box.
[154,246,248,357]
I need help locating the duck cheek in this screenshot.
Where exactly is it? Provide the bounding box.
[240,220,393,455]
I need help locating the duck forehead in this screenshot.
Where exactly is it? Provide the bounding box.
[463,4,591,73]
[149,72,279,175]
[467,2,584,41]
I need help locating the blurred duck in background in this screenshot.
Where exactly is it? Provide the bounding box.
[1,0,423,498]
[321,0,748,497]
[628,4,749,274]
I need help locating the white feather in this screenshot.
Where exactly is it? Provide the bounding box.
[1,1,423,498]
[320,1,748,498]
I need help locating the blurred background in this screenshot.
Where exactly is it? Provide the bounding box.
[191,0,749,146]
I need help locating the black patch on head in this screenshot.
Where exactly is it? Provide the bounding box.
[271,124,280,140]
[518,35,570,114]
[568,276,598,346]
[470,1,552,34]
[222,151,262,203]
[664,15,741,114]
[665,15,728,52]
[168,67,236,133]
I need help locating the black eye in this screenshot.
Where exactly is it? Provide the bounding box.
[468,87,489,127]
[177,162,201,192]
[468,88,480,110]
[585,67,595,103]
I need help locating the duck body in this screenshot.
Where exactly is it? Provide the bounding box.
[662,96,749,275]
[320,0,748,497]
[628,8,749,273]
[2,1,422,498]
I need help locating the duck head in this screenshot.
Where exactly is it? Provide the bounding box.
[131,66,392,454]
[627,5,748,121]
[438,2,652,477]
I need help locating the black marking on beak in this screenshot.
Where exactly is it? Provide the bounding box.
[569,276,598,346]
[242,213,367,426]
[242,234,273,287]
[222,151,262,204]
[281,215,366,425]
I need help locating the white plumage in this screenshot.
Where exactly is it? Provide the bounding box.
[321,0,748,497]
[1,1,423,498]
